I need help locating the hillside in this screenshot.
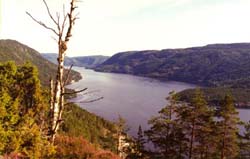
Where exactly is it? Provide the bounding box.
[95,43,250,88]
[60,103,117,152]
[177,87,250,108]
[0,40,81,86]
[42,53,109,68]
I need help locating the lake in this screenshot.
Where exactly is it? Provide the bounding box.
[67,67,250,136]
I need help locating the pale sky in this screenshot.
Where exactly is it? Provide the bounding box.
[1,0,250,56]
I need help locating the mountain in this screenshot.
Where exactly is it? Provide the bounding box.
[177,87,250,108]
[42,53,109,68]
[0,39,81,86]
[95,43,250,88]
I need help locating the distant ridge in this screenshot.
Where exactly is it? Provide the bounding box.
[0,39,81,86]
[42,53,109,68]
[95,42,250,88]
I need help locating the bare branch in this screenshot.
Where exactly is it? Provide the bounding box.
[26,12,59,36]
[61,4,67,33]
[62,88,88,95]
[75,12,80,19]
[56,12,61,33]
[64,110,72,114]
[64,0,78,42]
[79,97,104,103]
[42,0,58,25]
[65,97,103,105]
[51,36,58,43]
[81,90,101,95]
[64,102,75,106]
[63,64,73,86]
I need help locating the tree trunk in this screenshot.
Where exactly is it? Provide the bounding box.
[189,120,195,159]
[221,122,226,159]
[27,0,78,144]
[50,41,66,143]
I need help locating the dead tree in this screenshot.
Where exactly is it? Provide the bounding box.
[27,0,81,143]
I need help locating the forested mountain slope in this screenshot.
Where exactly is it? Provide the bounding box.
[42,53,109,68]
[0,39,81,86]
[95,43,250,88]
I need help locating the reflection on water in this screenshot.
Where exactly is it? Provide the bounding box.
[68,67,250,136]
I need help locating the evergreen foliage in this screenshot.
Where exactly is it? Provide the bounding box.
[60,103,117,152]
[178,87,250,108]
[0,61,54,158]
[126,125,146,159]
[0,40,81,86]
[95,43,250,88]
[145,90,242,159]
[217,95,240,159]
[0,61,119,158]
[145,91,187,159]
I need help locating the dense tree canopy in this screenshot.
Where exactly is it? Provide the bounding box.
[0,61,53,158]
[0,61,119,158]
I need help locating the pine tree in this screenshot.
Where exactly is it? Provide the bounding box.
[217,95,240,159]
[178,89,215,159]
[0,62,53,157]
[136,125,145,157]
[146,91,187,159]
[126,125,146,159]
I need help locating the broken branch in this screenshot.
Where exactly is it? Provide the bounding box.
[26,12,59,36]
[62,88,88,95]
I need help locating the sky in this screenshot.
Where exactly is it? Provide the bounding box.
[1,0,250,56]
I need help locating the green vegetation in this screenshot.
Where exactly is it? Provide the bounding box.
[178,87,250,108]
[137,91,248,159]
[0,61,119,158]
[217,95,240,159]
[0,61,54,158]
[95,43,250,108]
[126,125,146,159]
[60,103,117,152]
[95,43,250,88]
[0,40,81,86]
[42,53,109,68]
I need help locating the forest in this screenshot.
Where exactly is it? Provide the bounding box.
[0,61,119,158]
[1,0,250,158]
[1,61,250,159]
[113,91,250,159]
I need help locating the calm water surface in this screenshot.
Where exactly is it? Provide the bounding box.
[68,67,250,135]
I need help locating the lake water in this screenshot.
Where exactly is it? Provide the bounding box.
[68,67,250,136]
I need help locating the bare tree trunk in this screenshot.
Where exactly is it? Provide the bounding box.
[221,122,226,159]
[50,41,66,142]
[189,120,195,159]
[49,78,54,135]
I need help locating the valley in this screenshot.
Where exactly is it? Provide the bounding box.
[67,67,250,136]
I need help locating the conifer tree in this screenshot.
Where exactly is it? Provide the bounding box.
[136,125,145,157]
[0,62,53,158]
[217,95,240,159]
[146,91,187,159]
[178,89,215,159]
[126,125,146,159]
